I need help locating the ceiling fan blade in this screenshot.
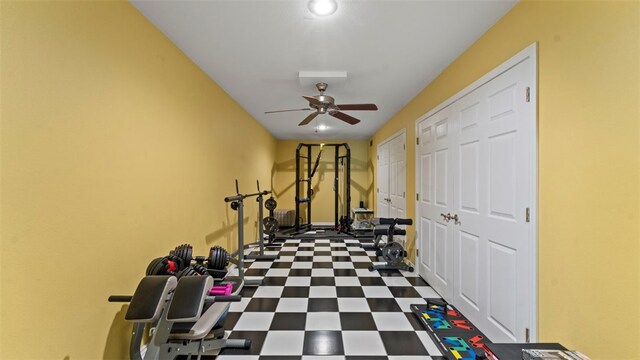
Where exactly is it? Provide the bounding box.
[331,111,361,125]
[299,112,319,126]
[265,108,311,114]
[336,104,378,111]
[303,96,323,107]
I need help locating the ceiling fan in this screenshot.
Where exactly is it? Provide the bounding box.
[265,82,378,126]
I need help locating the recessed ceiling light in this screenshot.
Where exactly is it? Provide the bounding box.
[308,0,338,16]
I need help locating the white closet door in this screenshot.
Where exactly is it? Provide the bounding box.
[466,60,531,343]
[418,109,456,302]
[389,133,407,244]
[377,142,390,218]
[417,51,535,343]
[389,134,406,220]
[451,88,486,335]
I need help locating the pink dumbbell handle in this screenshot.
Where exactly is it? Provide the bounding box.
[210,289,229,294]
[209,283,233,296]
[210,290,231,296]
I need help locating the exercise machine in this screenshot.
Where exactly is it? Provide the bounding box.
[364,217,414,272]
[225,180,278,261]
[222,180,279,293]
[245,181,280,260]
[109,275,250,359]
[294,143,351,232]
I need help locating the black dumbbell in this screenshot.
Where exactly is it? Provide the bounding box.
[171,243,193,265]
[146,255,183,276]
[208,246,230,270]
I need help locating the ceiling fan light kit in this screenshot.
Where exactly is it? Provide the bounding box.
[308,0,338,16]
[265,82,378,127]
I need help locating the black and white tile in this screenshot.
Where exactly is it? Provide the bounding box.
[218,238,445,360]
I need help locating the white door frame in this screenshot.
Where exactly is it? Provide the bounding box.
[377,128,407,216]
[414,43,538,341]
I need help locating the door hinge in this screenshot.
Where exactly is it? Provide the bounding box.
[526,328,530,343]
[377,187,379,193]
[416,137,420,145]
[416,193,420,201]
[525,207,530,222]
[416,248,419,257]
[525,87,531,103]
[403,144,406,150]
[403,192,405,198]
[377,155,379,160]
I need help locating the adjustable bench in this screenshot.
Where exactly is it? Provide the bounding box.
[110,275,250,360]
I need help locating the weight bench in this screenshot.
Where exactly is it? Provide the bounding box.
[110,275,250,360]
[362,217,414,272]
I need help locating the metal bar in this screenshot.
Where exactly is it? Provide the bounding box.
[237,200,244,283]
[145,311,174,360]
[130,323,145,360]
[346,144,351,228]
[295,145,300,230]
[307,144,312,226]
[258,192,264,255]
[242,190,271,198]
[302,144,342,147]
[334,145,339,227]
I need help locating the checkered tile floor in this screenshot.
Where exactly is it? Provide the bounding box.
[217,237,445,359]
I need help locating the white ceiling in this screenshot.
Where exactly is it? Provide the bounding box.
[131,0,517,140]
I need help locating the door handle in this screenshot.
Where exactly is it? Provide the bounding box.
[440,213,461,225]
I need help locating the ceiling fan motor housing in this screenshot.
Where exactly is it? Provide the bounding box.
[310,95,335,112]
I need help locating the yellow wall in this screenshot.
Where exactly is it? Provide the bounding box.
[274,140,372,223]
[369,1,639,359]
[0,2,277,359]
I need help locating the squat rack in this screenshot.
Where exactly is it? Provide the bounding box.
[295,143,351,231]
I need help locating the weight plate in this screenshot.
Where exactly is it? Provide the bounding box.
[192,264,208,275]
[146,257,165,276]
[265,197,278,211]
[382,242,405,265]
[208,247,217,268]
[263,216,279,235]
[176,266,198,279]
